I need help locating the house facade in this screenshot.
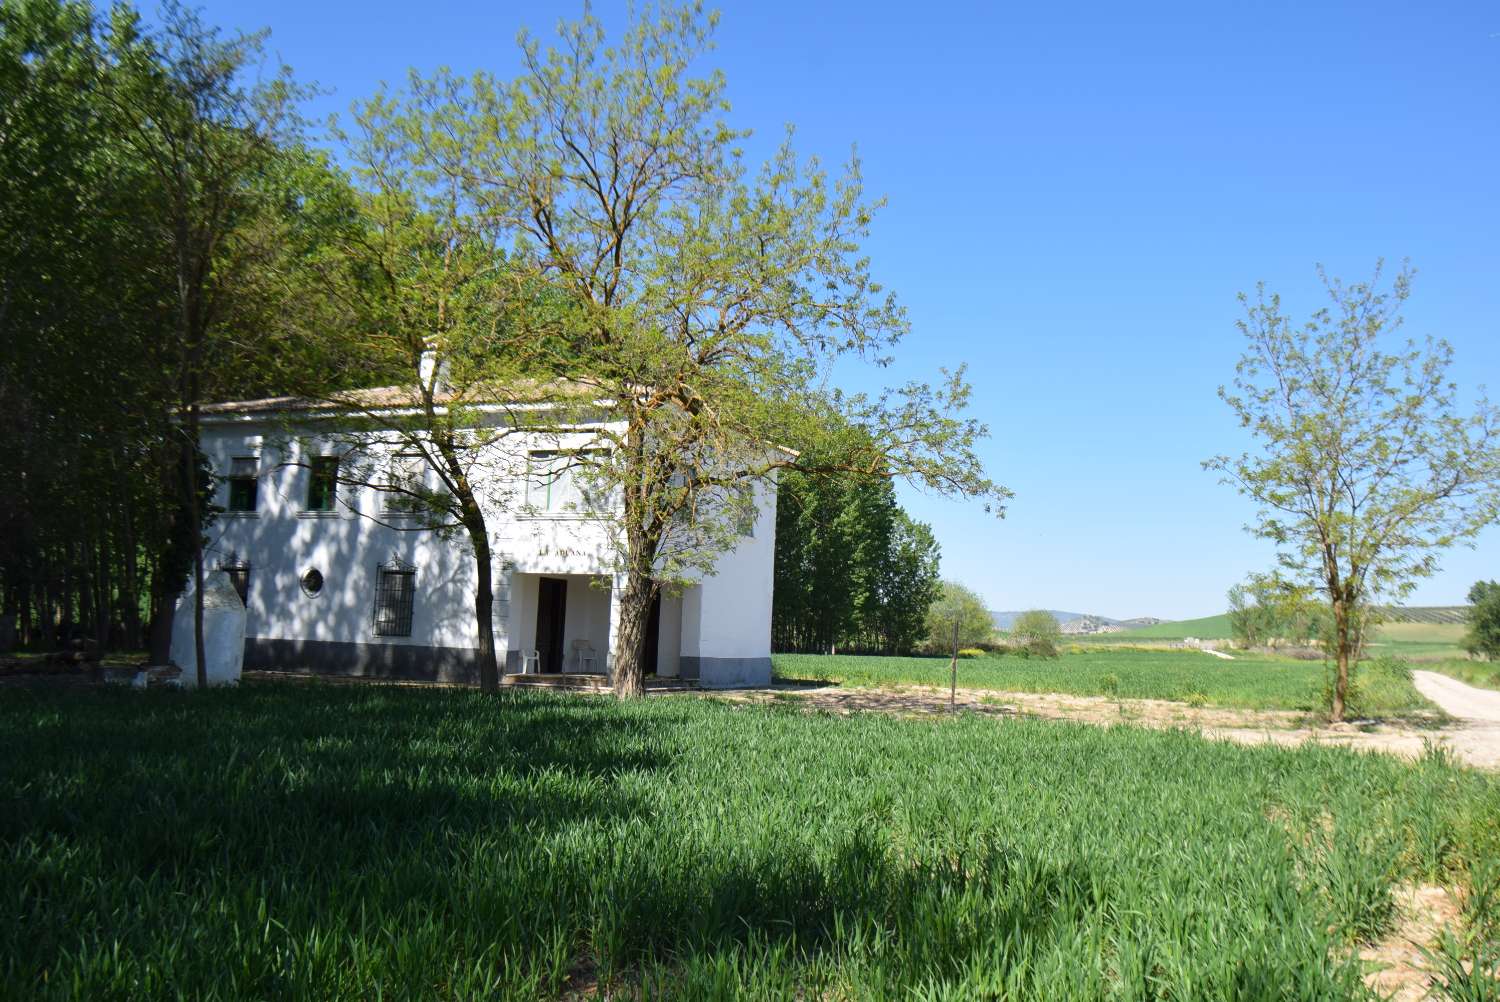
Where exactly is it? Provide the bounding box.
[194,391,776,688]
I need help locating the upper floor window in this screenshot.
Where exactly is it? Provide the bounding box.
[526,450,606,514]
[734,483,757,538]
[306,456,339,512]
[385,452,426,513]
[226,457,259,512]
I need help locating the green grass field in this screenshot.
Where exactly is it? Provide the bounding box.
[1,683,1496,999]
[774,648,1430,715]
[1091,614,1482,671]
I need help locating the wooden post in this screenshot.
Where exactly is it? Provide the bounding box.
[949,617,959,710]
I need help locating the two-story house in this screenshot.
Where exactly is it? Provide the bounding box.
[193,383,776,688]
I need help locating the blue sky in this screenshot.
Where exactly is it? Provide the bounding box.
[193,0,1500,619]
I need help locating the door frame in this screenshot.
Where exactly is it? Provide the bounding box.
[535,576,567,674]
[643,589,662,676]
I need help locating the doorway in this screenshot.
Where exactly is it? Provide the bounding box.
[536,577,567,673]
[643,589,661,676]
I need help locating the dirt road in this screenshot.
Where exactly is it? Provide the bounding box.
[1412,670,1500,768]
[724,677,1500,769]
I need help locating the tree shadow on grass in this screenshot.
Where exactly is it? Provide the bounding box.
[0,683,1365,1000]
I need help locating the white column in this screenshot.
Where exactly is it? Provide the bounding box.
[605,572,626,681]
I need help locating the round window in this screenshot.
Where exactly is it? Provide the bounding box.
[300,568,324,597]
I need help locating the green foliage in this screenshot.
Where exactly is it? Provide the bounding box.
[1,683,1495,998]
[350,4,1006,694]
[773,434,941,655]
[1207,263,1500,720]
[923,581,994,652]
[1009,610,1061,658]
[956,648,984,659]
[0,0,342,654]
[1463,581,1500,660]
[1421,931,1500,1002]
[775,648,1430,713]
[1226,574,1328,648]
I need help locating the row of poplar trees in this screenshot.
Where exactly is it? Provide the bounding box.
[772,438,941,656]
[0,0,385,659]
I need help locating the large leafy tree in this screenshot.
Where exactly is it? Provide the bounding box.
[266,92,545,692]
[1,0,351,665]
[1463,580,1500,661]
[369,3,1005,696]
[924,581,994,652]
[98,2,313,683]
[1207,264,1500,720]
[0,0,199,659]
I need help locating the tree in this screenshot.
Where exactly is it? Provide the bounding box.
[875,515,942,654]
[1226,582,1273,648]
[1226,574,1326,648]
[99,3,311,683]
[371,4,1006,696]
[1009,609,1061,656]
[924,581,994,651]
[267,89,543,691]
[0,0,217,660]
[1463,580,1500,661]
[1207,263,1500,720]
[772,431,941,654]
[1,0,358,666]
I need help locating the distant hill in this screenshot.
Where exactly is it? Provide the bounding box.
[1375,606,1469,624]
[1107,606,1470,643]
[1109,614,1234,641]
[990,610,1093,630]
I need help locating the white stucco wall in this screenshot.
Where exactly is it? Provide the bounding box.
[196,413,776,676]
[679,477,776,662]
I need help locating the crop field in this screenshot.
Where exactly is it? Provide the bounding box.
[1,683,1497,1000]
[774,648,1429,715]
[1102,613,1235,641]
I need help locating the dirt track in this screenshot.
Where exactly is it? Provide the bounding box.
[723,681,1499,769]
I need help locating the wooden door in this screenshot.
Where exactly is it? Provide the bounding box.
[536,577,567,674]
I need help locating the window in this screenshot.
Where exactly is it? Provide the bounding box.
[384,452,426,513]
[227,457,259,512]
[373,561,416,637]
[219,556,251,604]
[734,483,756,538]
[526,450,606,513]
[306,456,339,512]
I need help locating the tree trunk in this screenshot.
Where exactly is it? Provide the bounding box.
[611,566,656,699]
[1330,596,1350,722]
[466,518,499,693]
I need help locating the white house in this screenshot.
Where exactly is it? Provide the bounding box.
[192,384,776,688]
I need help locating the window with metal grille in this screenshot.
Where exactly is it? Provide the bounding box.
[227,457,259,512]
[219,556,250,604]
[373,562,416,637]
[306,456,339,511]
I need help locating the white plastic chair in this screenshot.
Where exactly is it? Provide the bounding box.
[572,639,597,674]
[521,649,541,674]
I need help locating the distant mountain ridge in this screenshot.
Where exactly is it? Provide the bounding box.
[990,610,1163,632]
